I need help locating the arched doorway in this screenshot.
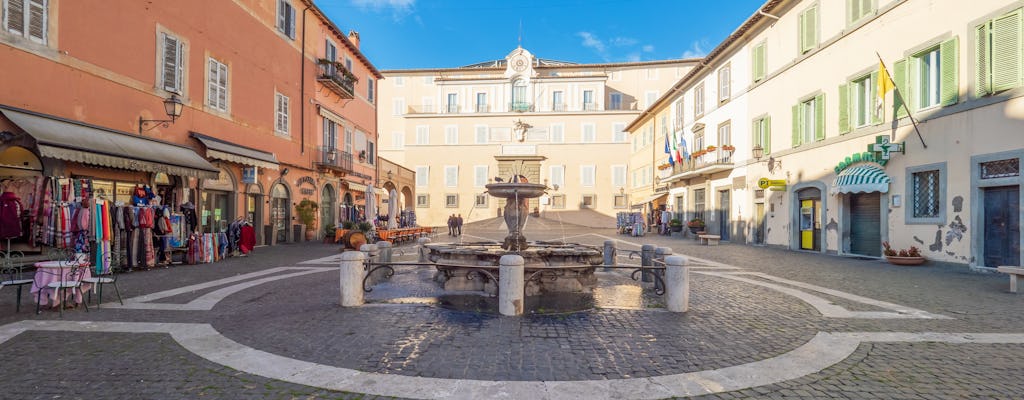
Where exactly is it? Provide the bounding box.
[271,182,290,244]
[401,186,414,210]
[796,187,822,251]
[202,167,236,233]
[340,192,354,222]
[320,184,336,233]
[245,183,264,245]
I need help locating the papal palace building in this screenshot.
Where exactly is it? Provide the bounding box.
[629,0,1024,269]
[378,48,697,226]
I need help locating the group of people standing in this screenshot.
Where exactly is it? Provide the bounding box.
[447,214,463,236]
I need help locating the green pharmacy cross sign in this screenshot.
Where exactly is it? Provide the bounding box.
[868,135,904,160]
[833,136,905,174]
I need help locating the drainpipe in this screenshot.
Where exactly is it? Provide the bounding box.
[758,8,781,20]
[300,5,310,155]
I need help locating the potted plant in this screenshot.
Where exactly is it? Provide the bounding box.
[687,218,705,234]
[295,199,319,241]
[882,241,926,265]
[323,223,336,243]
[721,144,736,153]
[706,145,717,152]
[669,218,683,232]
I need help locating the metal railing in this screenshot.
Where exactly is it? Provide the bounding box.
[509,101,533,112]
[315,146,353,172]
[552,103,566,112]
[582,102,598,111]
[446,103,459,113]
[475,104,489,113]
[315,59,355,99]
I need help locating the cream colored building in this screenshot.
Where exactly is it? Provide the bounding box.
[378,48,697,226]
[630,0,1024,269]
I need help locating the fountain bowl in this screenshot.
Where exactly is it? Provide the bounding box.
[484,182,547,199]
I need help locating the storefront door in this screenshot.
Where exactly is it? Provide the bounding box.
[202,190,230,233]
[849,192,881,256]
[754,203,765,245]
[271,183,290,243]
[983,186,1020,267]
[321,185,336,231]
[717,189,730,240]
[246,193,263,244]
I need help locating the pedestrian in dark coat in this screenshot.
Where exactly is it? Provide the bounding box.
[456,214,463,236]
[447,214,455,236]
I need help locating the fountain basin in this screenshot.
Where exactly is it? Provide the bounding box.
[484,182,547,199]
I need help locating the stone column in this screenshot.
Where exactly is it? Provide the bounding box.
[654,247,672,293]
[339,251,365,307]
[640,244,656,282]
[498,254,525,316]
[360,243,379,262]
[603,240,617,272]
[417,237,432,262]
[376,241,393,264]
[665,255,689,313]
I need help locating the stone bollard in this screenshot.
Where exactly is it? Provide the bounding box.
[360,243,379,263]
[654,247,672,293]
[665,255,690,313]
[376,241,393,264]
[339,251,365,307]
[603,240,617,272]
[417,237,432,262]
[640,244,656,282]
[498,254,525,316]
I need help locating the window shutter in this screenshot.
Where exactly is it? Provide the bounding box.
[27,0,44,42]
[753,43,765,82]
[976,23,992,97]
[277,0,285,31]
[764,115,771,154]
[870,71,883,124]
[218,62,228,109]
[207,59,216,106]
[798,11,807,53]
[6,0,24,35]
[814,94,825,141]
[791,104,801,147]
[893,59,908,119]
[162,34,180,92]
[287,5,296,38]
[846,0,855,26]
[838,83,850,134]
[801,6,817,53]
[991,10,1022,92]
[940,37,959,106]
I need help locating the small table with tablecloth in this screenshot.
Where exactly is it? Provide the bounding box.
[30,261,93,307]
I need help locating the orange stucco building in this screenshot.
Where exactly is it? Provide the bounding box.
[0,0,381,252]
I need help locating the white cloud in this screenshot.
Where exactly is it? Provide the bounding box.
[577,32,607,55]
[625,53,641,62]
[610,37,638,47]
[681,39,711,59]
[642,44,654,53]
[351,0,415,21]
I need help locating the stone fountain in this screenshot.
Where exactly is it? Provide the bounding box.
[424,175,603,298]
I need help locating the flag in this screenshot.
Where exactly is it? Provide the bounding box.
[664,133,675,166]
[679,136,689,160]
[672,129,683,164]
[877,61,894,104]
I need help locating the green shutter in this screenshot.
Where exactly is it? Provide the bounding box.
[801,6,818,53]
[991,9,1022,92]
[940,37,959,106]
[753,43,766,82]
[976,22,992,97]
[764,115,772,154]
[792,104,801,147]
[846,0,854,26]
[893,59,908,119]
[752,119,761,150]
[814,94,825,141]
[838,83,850,134]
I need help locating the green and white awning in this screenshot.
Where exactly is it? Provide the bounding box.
[831,164,891,194]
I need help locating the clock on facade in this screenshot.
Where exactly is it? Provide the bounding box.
[511,56,528,72]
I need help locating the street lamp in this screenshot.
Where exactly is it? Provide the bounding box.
[139,94,184,134]
[752,144,782,173]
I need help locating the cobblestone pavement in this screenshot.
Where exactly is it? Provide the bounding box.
[0,218,1022,399]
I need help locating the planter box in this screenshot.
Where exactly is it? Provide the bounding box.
[670,225,683,232]
[886,256,926,266]
[688,226,703,234]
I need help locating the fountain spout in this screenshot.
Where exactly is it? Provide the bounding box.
[484,181,547,251]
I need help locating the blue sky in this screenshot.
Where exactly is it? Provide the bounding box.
[319,0,768,70]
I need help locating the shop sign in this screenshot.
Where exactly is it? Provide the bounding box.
[757,178,787,190]
[242,167,258,184]
[833,136,903,174]
[296,175,316,196]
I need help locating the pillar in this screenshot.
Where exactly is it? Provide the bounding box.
[498,254,525,316]
[417,237,432,262]
[665,255,690,313]
[376,241,393,264]
[339,250,365,307]
[603,240,617,272]
[654,247,672,293]
[640,244,656,282]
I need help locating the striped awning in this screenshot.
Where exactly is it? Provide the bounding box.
[831,164,891,194]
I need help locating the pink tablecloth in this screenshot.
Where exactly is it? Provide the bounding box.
[30,261,93,307]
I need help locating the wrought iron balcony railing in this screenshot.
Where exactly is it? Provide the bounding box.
[582,102,598,111]
[552,103,566,112]
[316,59,356,99]
[315,147,353,173]
[509,101,533,112]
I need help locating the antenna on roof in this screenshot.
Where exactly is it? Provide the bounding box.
[518,19,523,48]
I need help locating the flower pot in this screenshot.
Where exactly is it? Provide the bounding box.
[886,256,926,266]
[688,226,703,234]
[671,225,683,232]
[305,229,316,241]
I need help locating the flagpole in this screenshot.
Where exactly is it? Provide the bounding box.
[876,52,927,149]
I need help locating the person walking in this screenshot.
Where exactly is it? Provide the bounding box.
[447,214,455,236]
[456,214,464,236]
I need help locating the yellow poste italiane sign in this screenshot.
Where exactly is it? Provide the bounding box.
[757,178,787,189]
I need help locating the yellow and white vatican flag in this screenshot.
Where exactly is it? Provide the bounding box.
[876,60,894,112]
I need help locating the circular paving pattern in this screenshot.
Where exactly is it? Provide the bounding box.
[210,270,825,381]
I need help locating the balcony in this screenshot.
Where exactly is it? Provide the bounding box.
[316,59,356,99]
[552,103,566,112]
[582,102,598,111]
[662,156,735,183]
[315,147,354,174]
[446,103,460,113]
[509,102,533,112]
[475,104,489,113]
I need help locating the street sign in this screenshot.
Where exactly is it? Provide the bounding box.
[757,178,787,189]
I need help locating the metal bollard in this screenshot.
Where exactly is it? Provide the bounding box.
[603,240,617,272]
[665,255,690,312]
[339,251,365,307]
[376,241,393,264]
[654,247,672,293]
[417,237,432,262]
[640,244,655,282]
[498,254,525,316]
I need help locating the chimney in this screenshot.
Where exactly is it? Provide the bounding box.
[348,30,360,48]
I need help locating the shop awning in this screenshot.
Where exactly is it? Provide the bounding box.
[346,182,367,192]
[1,107,219,179]
[831,164,891,194]
[635,193,667,205]
[190,132,279,170]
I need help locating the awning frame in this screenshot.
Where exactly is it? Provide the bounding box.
[831,164,892,195]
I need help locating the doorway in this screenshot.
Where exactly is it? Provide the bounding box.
[717,189,730,240]
[271,183,290,243]
[321,184,336,233]
[983,185,1020,267]
[797,188,821,251]
[754,202,765,245]
[849,192,881,256]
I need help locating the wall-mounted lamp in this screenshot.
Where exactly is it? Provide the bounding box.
[752,145,782,173]
[619,187,624,196]
[386,170,393,180]
[138,94,184,134]
[281,167,289,176]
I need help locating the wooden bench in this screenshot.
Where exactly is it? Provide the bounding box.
[996,266,1024,293]
[698,234,721,246]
